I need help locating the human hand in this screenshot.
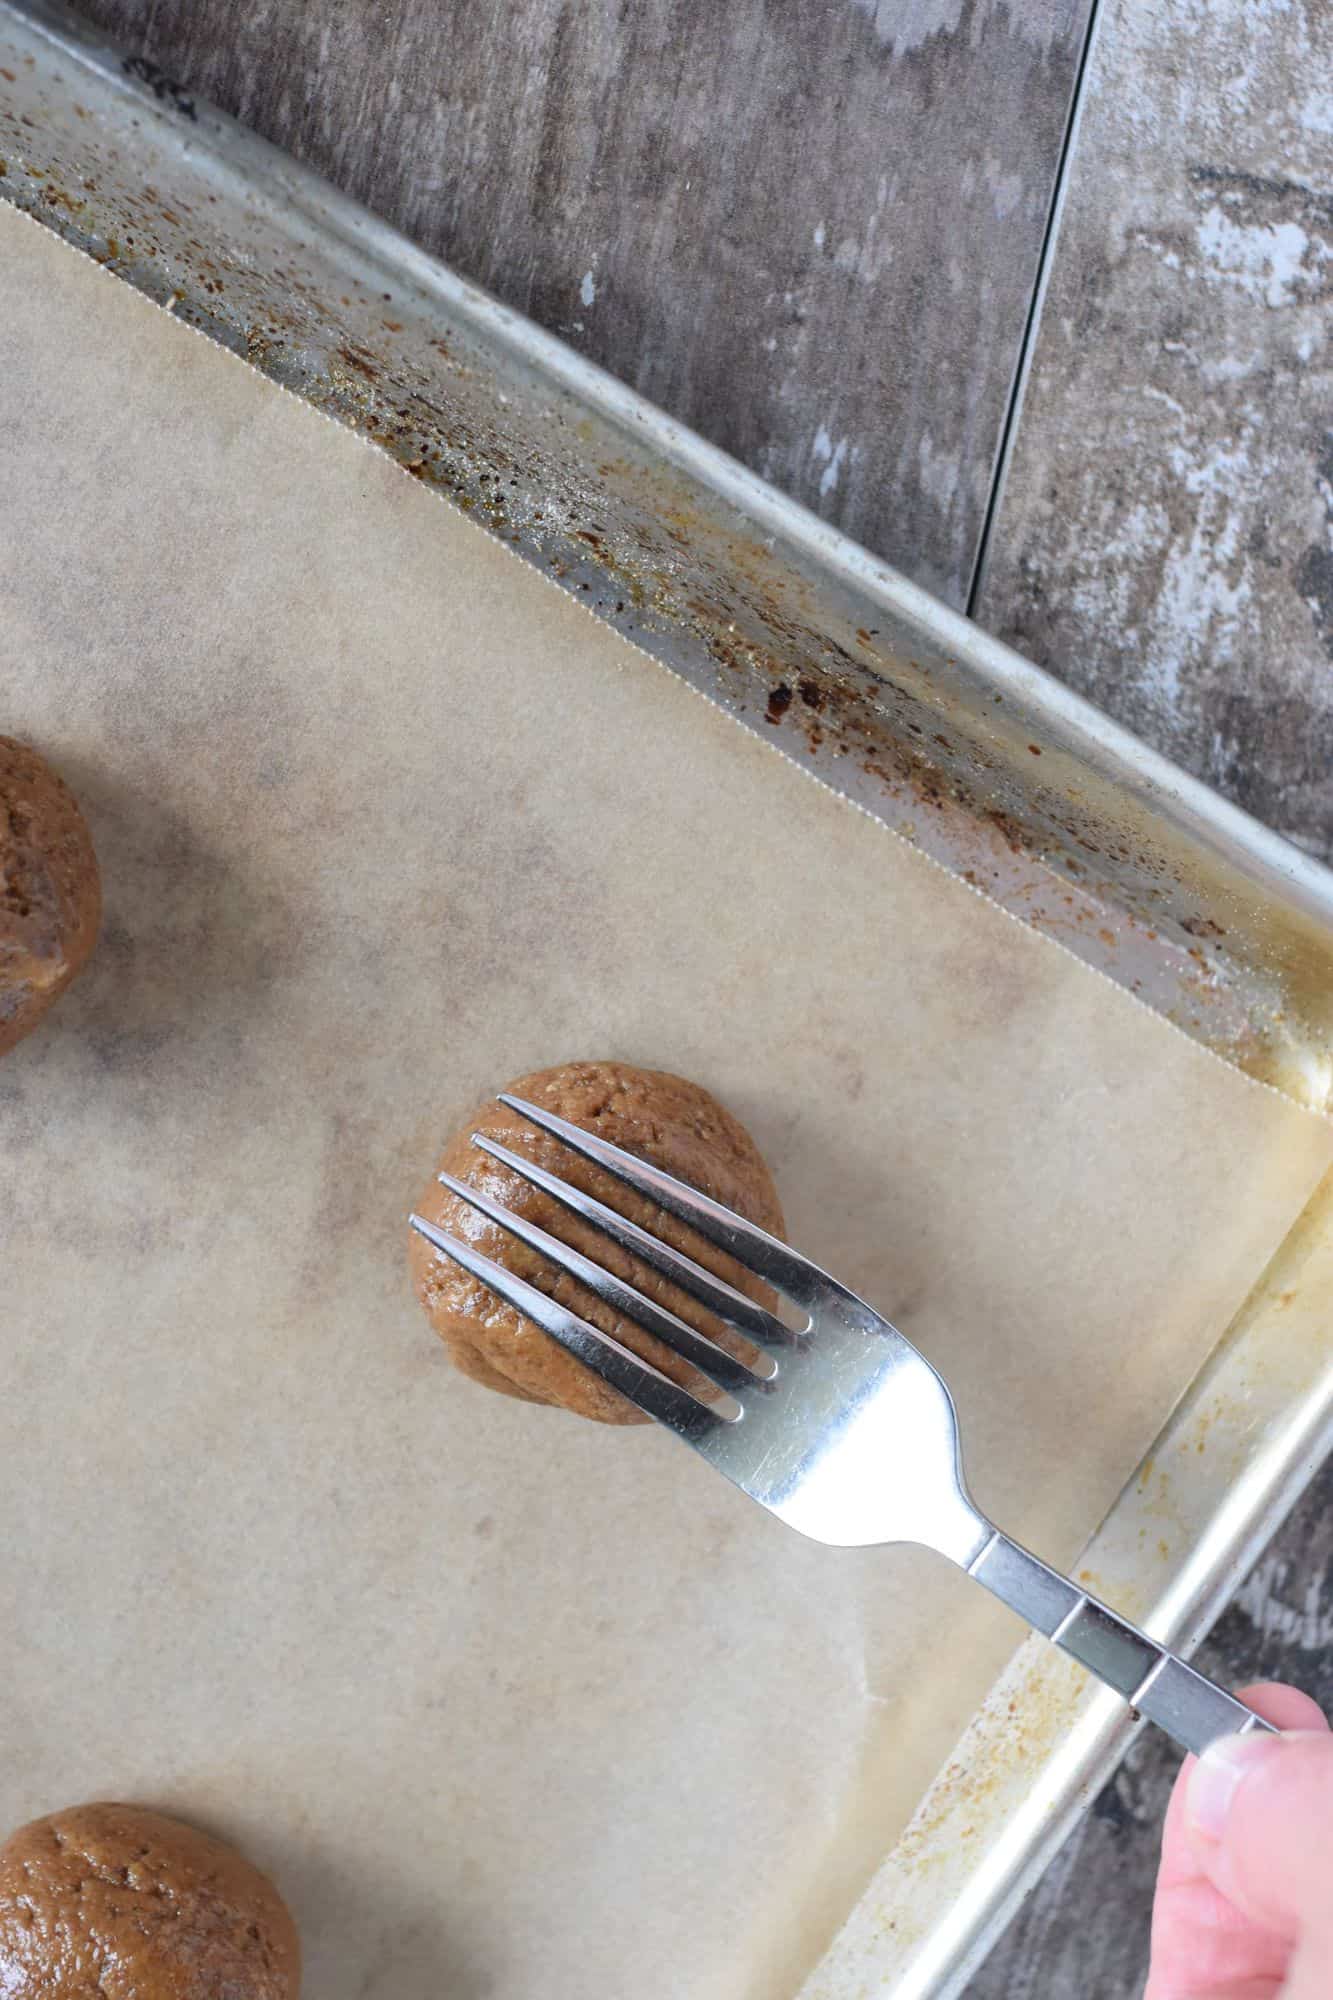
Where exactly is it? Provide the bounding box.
[1145,1682,1333,1999]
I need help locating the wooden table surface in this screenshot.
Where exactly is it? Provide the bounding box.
[71,0,1333,1989]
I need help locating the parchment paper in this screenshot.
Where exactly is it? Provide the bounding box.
[2,203,1329,2000]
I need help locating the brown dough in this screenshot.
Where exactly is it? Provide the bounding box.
[0,736,100,1057]
[409,1059,786,1424]
[0,1802,300,2000]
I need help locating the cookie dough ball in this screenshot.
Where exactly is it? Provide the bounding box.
[0,736,101,1057]
[0,1802,300,2000]
[409,1059,786,1424]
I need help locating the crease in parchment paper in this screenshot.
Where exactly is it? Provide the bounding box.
[2,200,1331,2000]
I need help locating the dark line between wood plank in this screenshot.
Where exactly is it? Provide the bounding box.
[965,0,1109,620]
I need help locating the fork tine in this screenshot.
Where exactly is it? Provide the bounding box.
[471,1132,797,1350]
[499,1092,827,1310]
[409,1214,727,1438]
[434,1168,772,1396]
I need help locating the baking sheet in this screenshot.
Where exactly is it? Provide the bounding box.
[2,204,1329,2000]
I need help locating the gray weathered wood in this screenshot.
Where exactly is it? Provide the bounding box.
[75,0,1093,607]
[976,0,1333,860]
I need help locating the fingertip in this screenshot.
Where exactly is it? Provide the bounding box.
[1236,1682,1330,1733]
[1185,1722,1333,1932]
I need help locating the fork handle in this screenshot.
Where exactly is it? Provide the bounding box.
[966,1529,1274,1756]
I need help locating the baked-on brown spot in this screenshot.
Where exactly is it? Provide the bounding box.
[0,736,101,1057]
[409,1060,786,1425]
[0,1802,301,2000]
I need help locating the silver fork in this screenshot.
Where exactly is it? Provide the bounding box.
[409,1093,1272,1755]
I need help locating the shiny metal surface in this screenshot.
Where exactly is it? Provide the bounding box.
[409,1095,1273,1758]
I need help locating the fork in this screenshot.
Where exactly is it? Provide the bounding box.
[409,1093,1272,1755]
